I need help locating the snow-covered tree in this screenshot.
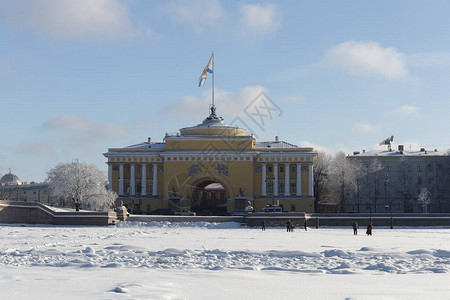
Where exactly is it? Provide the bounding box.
[47,160,116,211]
[417,187,431,213]
[327,152,361,212]
[313,151,332,210]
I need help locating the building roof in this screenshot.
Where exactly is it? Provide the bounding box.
[123,142,166,150]
[350,149,450,157]
[0,171,22,186]
[178,107,248,137]
[111,140,313,152]
[254,141,299,149]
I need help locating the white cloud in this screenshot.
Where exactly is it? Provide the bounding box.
[297,141,335,154]
[353,121,379,133]
[394,105,419,116]
[0,0,142,40]
[42,114,90,131]
[323,41,408,79]
[17,142,54,156]
[165,85,269,120]
[239,4,281,37]
[164,0,226,33]
[41,113,126,142]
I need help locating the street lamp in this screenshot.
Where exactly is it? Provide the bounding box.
[384,174,389,211]
[384,174,393,229]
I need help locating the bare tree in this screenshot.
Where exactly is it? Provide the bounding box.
[417,187,431,213]
[47,160,116,211]
[327,152,360,212]
[313,151,332,211]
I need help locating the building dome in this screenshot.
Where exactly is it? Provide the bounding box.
[0,171,22,186]
[179,106,248,136]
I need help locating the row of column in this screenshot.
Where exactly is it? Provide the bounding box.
[108,163,158,196]
[261,163,314,197]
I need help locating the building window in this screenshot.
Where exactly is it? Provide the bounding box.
[397,165,401,172]
[136,180,142,194]
[407,165,412,172]
[112,166,119,172]
[365,165,369,172]
[290,179,296,195]
[280,166,284,172]
[266,179,273,195]
[418,177,422,185]
[417,165,423,172]
[137,165,142,172]
[126,166,130,173]
[290,204,296,212]
[386,166,391,172]
[268,166,273,173]
[291,166,296,173]
[278,179,285,194]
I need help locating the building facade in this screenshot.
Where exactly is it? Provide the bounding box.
[0,171,51,204]
[347,146,450,213]
[104,108,317,214]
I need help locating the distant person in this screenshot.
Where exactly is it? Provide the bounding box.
[261,220,266,231]
[290,220,295,232]
[304,219,308,231]
[352,221,358,235]
[366,222,373,236]
[286,220,292,232]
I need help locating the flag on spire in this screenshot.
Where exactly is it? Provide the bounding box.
[199,53,214,87]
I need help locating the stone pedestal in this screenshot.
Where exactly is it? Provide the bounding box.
[116,206,128,221]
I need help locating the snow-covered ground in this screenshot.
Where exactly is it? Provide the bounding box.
[1,222,449,299]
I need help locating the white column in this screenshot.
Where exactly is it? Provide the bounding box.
[130,164,135,195]
[273,163,278,196]
[308,164,314,197]
[107,163,112,190]
[296,163,301,196]
[261,164,267,196]
[285,163,290,196]
[141,164,147,196]
[119,164,124,196]
[152,164,158,196]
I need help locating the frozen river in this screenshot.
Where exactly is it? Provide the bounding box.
[1,222,449,299]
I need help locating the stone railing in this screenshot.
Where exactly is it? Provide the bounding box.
[0,200,117,226]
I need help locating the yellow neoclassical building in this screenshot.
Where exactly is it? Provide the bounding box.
[104,107,317,214]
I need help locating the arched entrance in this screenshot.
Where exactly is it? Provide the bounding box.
[190,180,227,215]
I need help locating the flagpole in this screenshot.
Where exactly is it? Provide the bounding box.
[212,51,215,109]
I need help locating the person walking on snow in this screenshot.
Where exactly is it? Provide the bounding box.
[352,221,358,235]
[366,222,373,236]
[286,220,291,232]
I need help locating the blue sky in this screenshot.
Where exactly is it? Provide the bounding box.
[1,0,450,182]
